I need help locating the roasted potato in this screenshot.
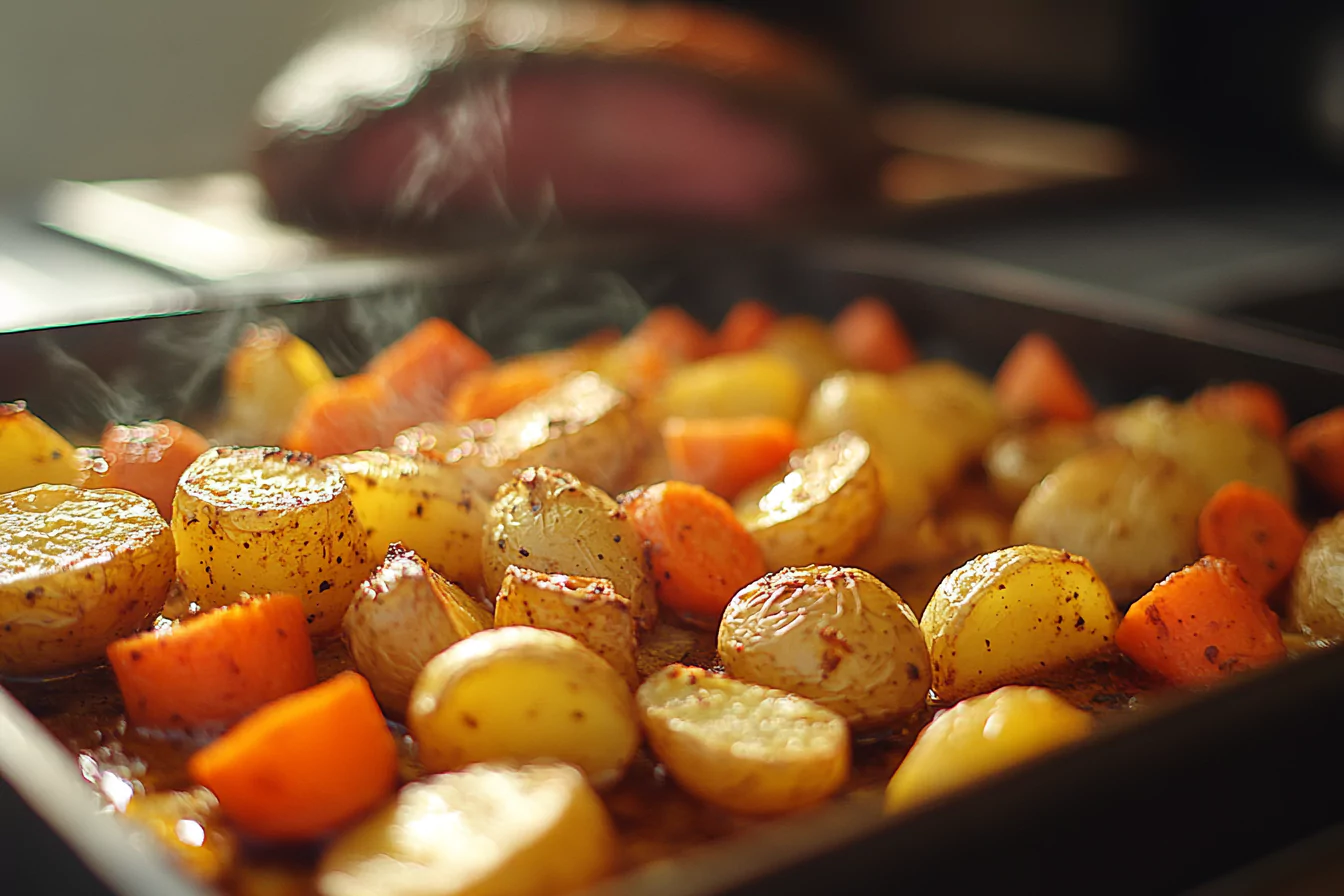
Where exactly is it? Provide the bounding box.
[637,664,850,814]
[494,566,638,687]
[482,466,656,630]
[885,686,1093,813]
[1287,513,1344,640]
[330,449,487,592]
[1011,446,1204,606]
[216,322,334,446]
[888,361,1004,463]
[983,421,1101,505]
[343,544,492,716]
[1104,396,1295,504]
[173,447,372,635]
[657,352,806,422]
[921,545,1120,702]
[760,315,846,389]
[408,627,640,787]
[718,566,930,727]
[0,485,174,675]
[0,402,81,494]
[734,431,883,569]
[316,763,616,896]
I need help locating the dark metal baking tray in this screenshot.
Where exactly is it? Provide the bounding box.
[3,235,1344,896]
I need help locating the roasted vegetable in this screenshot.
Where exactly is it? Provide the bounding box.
[661,415,798,500]
[993,332,1094,423]
[983,421,1100,506]
[98,420,211,519]
[0,402,81,494]
[218,322,333,446]
[1288,513,1344,640]
[657,352,806,422]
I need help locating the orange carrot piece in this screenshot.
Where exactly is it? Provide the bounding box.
[622,481,766,625]
[445,355,570,421]
[1189,381,1288,440]
[628,307,714,364]
[365,318,491,418]
[284,374,397,457]
[1115,557,1286,687]
[188,671,396,841]
[994,332,1095,422]
[108,593,316,729]
[1198,481,1307,604]
[831,296,916,373]
[1288,407,1344,507]
[100,419,210,518]
[716,299,777,354]
[662,416,797,500]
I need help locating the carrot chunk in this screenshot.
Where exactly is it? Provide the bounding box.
[994,332,1095,422]
[1115,557,1286,687]
[108,593,316,729]
[445,354,571,422]
[365,318,491,420]
[662,416,797,500]
[100,419,210,518]
[1287,407,1344,507]
[831,296,916,373]
[622,481,766,626]
[716,299,777,354]
[1189,381,1288,440]
[1198,481,1307,604]
[284,374,397,457]
[188,671,397,841]
[628,307,714,365]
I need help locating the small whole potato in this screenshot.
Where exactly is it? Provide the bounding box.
[983,421,1101,506]
[1288,513,1344,640]
[888,361,1005,464]
[1011,445,1204,606]
[718,566,930,727]
[482,466,656,630]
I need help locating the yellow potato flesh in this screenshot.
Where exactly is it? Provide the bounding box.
[217,323,333,445]
[658,352,806,422]
[0,403,81,494]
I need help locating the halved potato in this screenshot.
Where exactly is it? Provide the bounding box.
[408,627,640,787]
[0,402,81,494]
[760,316,846,389]
[0,485,174,675]
[330,449,487,592]
[172,447,372,635]
[983,421,1101,506]
[1287,513,1344,640]
[718,566,930,727]
[1010,445,1204,606]
[921,545,1120,702]
[482,466,656,630]
[657,352,806,422]
[637,664,849,814]
[343,544,492,716]
[888,361,1004,463]
[316,763,616,896]
[734,431,883,569]
[216,321,334,446]
[884,686,1092,813]
[494,567,638,687]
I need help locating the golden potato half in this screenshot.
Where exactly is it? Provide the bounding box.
[888,360,1004,463]
[718,566,931,727]
[173,446,372,635]
[331,449,487,592]
[343,544,492,717]
[735,431,883,570]
[317,763,616,896]
[1288,513,1344,640]
[0,485,173,675]
[0,402,80,495]
[409,627,640,787]
[637,664,850,814]
[482,466,656,630]
[216,322,334,446]
[658,352,806,422]
[922,545,1120,702]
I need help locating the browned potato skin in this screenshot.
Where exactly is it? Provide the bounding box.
[1288,514,1344,640]
[984,422,1101,506]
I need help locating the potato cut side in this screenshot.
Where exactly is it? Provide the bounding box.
[217,322,334,445]
[637,665,849,814]
[173,447,372,635]
[343,544,492,717]
[409,627,640,787]
[0,402,81,494]
[330,449,487,592]
[658,352,806,422]
[316,763,615,896]
[921,545,1120,702]
[735,431,883,569]
[495,567,638,687]
[0,485,174,675]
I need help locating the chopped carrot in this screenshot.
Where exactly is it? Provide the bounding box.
[99,419,210,518]
[1189,381,1288,440]
[188,671,396,841]
[445,353,573,421]
[662,416,797,500]
[284,374,398,457]
[1115,557,1286,687]
[1287,407,1344,507]
[108,593,316,729]
[622,481,766,626]
[716,299,777,354]
[573,326,622,351]
[365,318,491,420]
[628,307,714,365]
[1198,481,1307,605]
[994,332,1095,422]
[831,296,916,373]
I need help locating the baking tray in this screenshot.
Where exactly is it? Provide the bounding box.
[4,235,1344,896]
